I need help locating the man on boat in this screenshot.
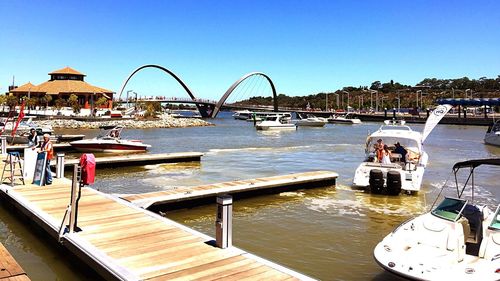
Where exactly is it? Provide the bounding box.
[394,142,407,163]
[27,128,38,147]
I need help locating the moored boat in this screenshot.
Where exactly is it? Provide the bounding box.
[70,126,151,152]
[373,158,500,281]
[484,120,500,147]
[294,114,327,127]
[328,113,361,124]
[255,114,297,131]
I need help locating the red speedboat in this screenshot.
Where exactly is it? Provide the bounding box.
[70,126,151,153]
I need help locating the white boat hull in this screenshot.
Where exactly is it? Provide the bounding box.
[256,124,297,131]
[352,152,428,193]
[70,139,151,153]
[484,132,500,147]
[295,120,326,127]
[374,212,500,281]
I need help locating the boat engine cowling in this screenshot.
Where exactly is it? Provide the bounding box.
[386,171,402,195]
[369,169,384,194]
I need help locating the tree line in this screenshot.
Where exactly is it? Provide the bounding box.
[234,75,500,110]
[0,94,109,113]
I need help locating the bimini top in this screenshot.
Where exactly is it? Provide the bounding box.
[453,158,500,171]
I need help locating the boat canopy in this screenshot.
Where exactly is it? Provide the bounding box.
[451,158,500,200]
[436,98,500,106]
[452,158,500,171]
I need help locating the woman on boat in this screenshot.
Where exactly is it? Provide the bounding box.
[381,145,391,164]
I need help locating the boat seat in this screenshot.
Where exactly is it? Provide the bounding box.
[457,216,470,245]
[462,204,482,243]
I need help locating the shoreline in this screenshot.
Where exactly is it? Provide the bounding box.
[35,116,214,129]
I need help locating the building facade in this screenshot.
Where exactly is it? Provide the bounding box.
[9,67,114,109]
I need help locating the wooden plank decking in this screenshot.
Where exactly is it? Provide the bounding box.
[121,171,338,209]
[0,178,315,281]
[0,243,30,281]
[53,152,203,168]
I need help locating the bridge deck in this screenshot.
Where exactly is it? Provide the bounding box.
[0,179,314,280]
[0,243,30,281]
[121,171,338,209]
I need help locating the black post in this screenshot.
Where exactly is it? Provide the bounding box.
[384,108,387,118]
[426,108,430,118]
[392,108,396,119]
[458,105,461,118]
[484,105,487,118]
[464,108,467,119]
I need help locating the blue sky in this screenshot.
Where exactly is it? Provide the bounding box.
[1,0,499,100]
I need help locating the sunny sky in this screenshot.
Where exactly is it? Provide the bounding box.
[1,0,499,100]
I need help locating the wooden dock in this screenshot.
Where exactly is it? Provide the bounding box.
[52,152,203,169]
[0,178,315,281]
[0,242,30,281]
[121,171,338,210]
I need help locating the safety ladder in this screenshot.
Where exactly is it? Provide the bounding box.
[1,152,25,186]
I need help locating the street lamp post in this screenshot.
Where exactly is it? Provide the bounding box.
[416,90,422,109]
[325,93,328,111]
[342,90,349,111]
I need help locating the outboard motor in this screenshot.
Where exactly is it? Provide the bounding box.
[386,171,402,195]
[369,169,384,194]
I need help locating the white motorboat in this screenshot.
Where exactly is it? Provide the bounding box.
[374,158,500,281]
[328,113,362,124]
[70,125,151,153]
[255,114,297,131]
[352,105,451,194]
[232,110,253,120]
[294,114,327,127]
[485,120,500,147]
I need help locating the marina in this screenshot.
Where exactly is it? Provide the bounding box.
[0,177,314,281]
[1,2,500,280]
[0,114,499,280]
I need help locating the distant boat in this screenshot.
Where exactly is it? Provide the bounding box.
[70,126,151,152]
[256,114,297,131]
[294,114,327,127]
[328,113,361,124]
[484,120,500,146]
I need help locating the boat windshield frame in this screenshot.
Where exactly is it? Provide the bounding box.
[431,197,468,222]
[489,204,500,230]
[99,126,123,139]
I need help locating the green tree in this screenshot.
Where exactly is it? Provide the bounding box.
[68,94,80,113]
[95,97,108,108]
[0,95,6,112]
[54,98,66,112]
[6,95,18,111]
[26,97,38,113]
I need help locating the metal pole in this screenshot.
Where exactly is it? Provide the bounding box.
[376,91,379,112]
[0,137,6,156]
[56,153,65,178]
[69,164,79,233]
[325,93,328,111]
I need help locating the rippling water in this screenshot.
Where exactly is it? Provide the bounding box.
[1,111,499,280]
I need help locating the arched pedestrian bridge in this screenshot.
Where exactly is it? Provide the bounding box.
[118,65,278,118]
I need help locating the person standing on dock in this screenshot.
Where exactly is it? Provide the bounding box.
[37,134,54,185]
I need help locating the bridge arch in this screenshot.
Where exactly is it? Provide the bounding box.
[118,64,214,116]
[211,72,278,118]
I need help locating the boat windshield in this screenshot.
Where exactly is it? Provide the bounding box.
[489,204,500,230]
[365,137,420,154]
[431,197,468,222]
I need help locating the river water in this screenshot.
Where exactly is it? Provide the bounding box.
[1,111,499,280]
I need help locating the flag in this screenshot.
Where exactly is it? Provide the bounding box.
[11,101,26,137]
